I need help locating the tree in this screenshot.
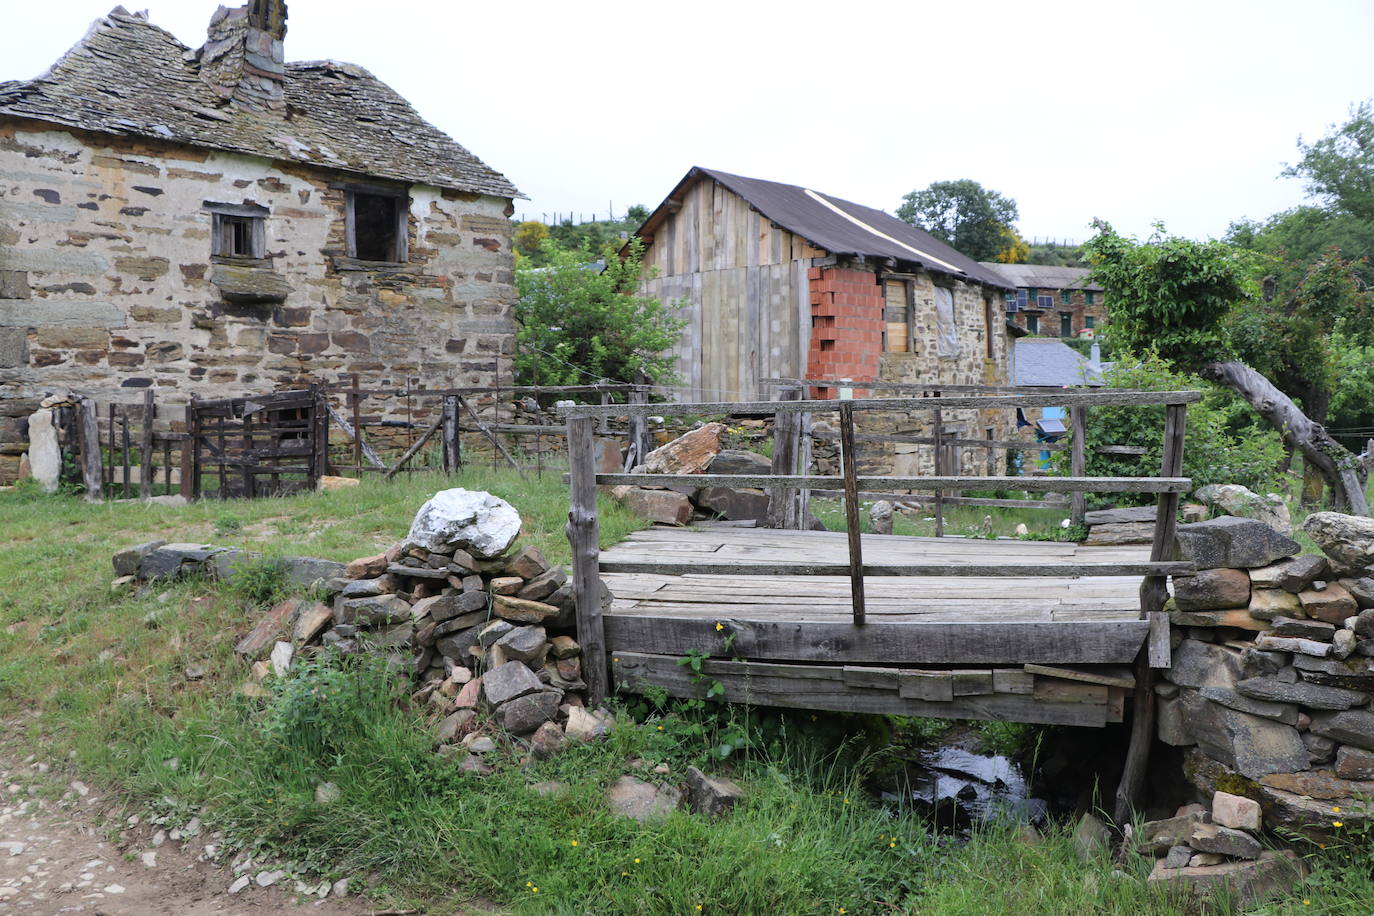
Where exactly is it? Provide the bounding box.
[1283,100,1374,222]
[514,239,685,389]
[513,220,549,259]
[1084,221,1369,514]
[993,226,1030,264]
[896,179,1019,261]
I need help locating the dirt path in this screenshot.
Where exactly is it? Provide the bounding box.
[0,750,377,916]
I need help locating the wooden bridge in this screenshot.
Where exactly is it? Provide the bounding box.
[559,388,1199,819]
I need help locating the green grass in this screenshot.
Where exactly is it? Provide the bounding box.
[0,470,1365,913]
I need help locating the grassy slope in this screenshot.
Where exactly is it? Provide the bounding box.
[0,472,1364,914]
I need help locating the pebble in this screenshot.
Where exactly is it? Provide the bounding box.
[228,875,250,894]
[255,869,285,887]
[141,850,157,867]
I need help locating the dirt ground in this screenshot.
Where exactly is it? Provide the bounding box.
[0,746,378,916]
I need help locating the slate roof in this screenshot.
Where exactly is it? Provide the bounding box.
[0,7,522,198]
[639,167,1013,290]
[1012,337,1103,387]
[978,262,1101,292]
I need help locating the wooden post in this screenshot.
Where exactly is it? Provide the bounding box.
[1070,405,1088,527]
[797,410,814,525]
[180,401,198,502]
[312,385,330,482]
[106,402,115,492]
[838,400,866,626]
[76,398,103,503]
[932,400,945,538]
[140,389,154,498]
[1115,401,1188,825]
[350,373,363,472]
[442,395,460,474]
[625,379,652,472]
[566,415,609,704]
[767,385,804,529]
[241,410,256,499]
[120,405,131,497]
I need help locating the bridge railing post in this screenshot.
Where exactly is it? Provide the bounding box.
[567,414,609,704]
[766,385,804,529]
[1070,405,1088,527]
[838,400,866,625]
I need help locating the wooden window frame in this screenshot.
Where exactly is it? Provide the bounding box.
[343,183,410,264]
[1060,289,1072,304]
[205,201,268,261]
[1085,315,1096,329]
[984,295,995,358]
[1085,291,1095,305]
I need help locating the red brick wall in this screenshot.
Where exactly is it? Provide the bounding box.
[805,267,884,398]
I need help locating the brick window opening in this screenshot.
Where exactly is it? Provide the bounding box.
[819,339,836,351]
[347,189,408,262]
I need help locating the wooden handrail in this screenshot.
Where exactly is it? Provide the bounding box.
[595,473,1191,494]
[597,560,1196,578]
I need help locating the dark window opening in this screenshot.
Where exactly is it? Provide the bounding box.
[349,190,405,262]
[1085,316,1095,329]
[1060,290,1071,304]
[1026,314,1039,334]
[210,211,265,259]
[1085,291,1095,305]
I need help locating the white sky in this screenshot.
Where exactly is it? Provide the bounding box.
[6,0,1371,243]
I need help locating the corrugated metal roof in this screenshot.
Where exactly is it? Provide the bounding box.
[978,262,1102,291]
[1012,338,1103,387]
[0,8,521,198]
[640,167,1013,289]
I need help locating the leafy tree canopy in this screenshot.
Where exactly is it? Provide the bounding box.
[896,179,1019,262]
[1283,99,1374,221]
[514,239,685,389]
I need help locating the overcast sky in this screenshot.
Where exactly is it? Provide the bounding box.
[7,0,1370,244]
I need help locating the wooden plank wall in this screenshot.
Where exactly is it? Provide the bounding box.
[638,178,826,402]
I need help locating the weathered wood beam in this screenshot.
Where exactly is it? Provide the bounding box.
[568,416,609,704]
[594,473,1191,494]
[76,398,103,503]
[597,560,1194,577]
[382,415,442,480]
[838,401,866,624]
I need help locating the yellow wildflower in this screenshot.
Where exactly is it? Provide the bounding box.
[889,840,896,848]
[843,797,850,804]
[1333,820,1344,827]
[634,858,641,864]
[715,622,724,631]
[1333,806,1341,813]
[570,840,579,847]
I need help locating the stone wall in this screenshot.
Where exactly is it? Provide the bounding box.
[0,122,516,459]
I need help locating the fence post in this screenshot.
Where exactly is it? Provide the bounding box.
[442,395,460,474]
[76,397,102,503]
[350,373,363,473]
[1070,405,1088,527]
[312,384,330,484]
[932,395,945,537]
[180,400,198,502]
[140,389,155,498]
[766,385,804,528]
[838,400,866,625]
[625,375,652,472]
[566,415,608,704]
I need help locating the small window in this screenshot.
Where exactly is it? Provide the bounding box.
[1060,312,1073,337]
[1060,290,1071,304]
[1036,295,1054,310]
[1016,289,1028,309]
[1085,316,1095,329]
[1085,291,1095,305]
[205,201,267,259]
[347,188,408,263]
[1025,287,1037,301]
[1026,314,1039,334]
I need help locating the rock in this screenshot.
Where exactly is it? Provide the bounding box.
[1170,609,1268,630]
[1355,608,1374,638]
[1166,639,1242,689]
[1277,555,1331,593]
[1082,521,1156,545]
[1014,523,1029,537]
[1254,635,1332,657]
[1235,677,1367,709]
[493,626,547,664]
[269,640,293,677]
[489,576,523,595]
[434,626,482,660]
[1157,694,1195,746]
[317,474,360,491]
[337,594,411,627]
[139,543,228,581]
[344,553,389,579]
[1299,583,1358,625]
[1198,687,1298,725]
[685,765,744,817]
[1174,517,1300,570]
[565,705,612,742]
[622,488,693,526]
[405,489,522,559]
[1269,616,1336,640]
[482,661,542,706]
[1348,578,1374,609]
[281,556,345,586]
[492,594,561,624]
[1246,588,1302,621]
[707,448,772,475]
[605,775,681,822]
[1194,483,1292,535]
[228,875,250,894]
[459,754,493,776]
[1177,690,1310,778]
[112,540,166,577]
[1072,813,1112,861]
[314,781,341,805]
[464,734,498,753]
[1190,823,1262,859]
[1302,511,1374,571]
[641,422,726,474]
[1309,709,1374,751]
[1334,745,1374,779]
[1162,845,1193,869]
[529,721,565,759]
[1302,732,1337,765]
[1084,505,1158,525]
[453,678,482,710]
[341,578,387,598]
[478,620,515,648]
[1241,648,1287,678]
[549,635,580,659]
[697,486,771,522]
[436,709,475,743]
[414,592,487,623]
[1187,852,1225,867]
[496,689,563,735]
[516,567,567,602]
[235,598,300,659]
[1258,769,1374,801]
[1172,568,1252,612]
[1146,850,1305,905]
[1333,629,1357,660]
[1133,810,1206,856]
[1212,791,1262,831]
[869,500,895,536]
[26,408,60,493]
[504,545,550,580]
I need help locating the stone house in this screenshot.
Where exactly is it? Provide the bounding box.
[978,262,1106,338]
[0,2,521,480]
[634,166,1021,475]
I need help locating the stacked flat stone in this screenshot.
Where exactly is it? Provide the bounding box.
[1159,514,1374,839]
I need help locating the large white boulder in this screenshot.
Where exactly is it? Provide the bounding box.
[405,489,522,558]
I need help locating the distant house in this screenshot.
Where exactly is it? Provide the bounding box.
[979,263,1106,338]
[632,166,1022,475]
[0,0,521,482]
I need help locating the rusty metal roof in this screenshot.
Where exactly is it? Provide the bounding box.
[0,7,521,198]
[640,167,1013,289]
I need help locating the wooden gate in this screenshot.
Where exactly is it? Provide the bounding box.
[182,388,327,499]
